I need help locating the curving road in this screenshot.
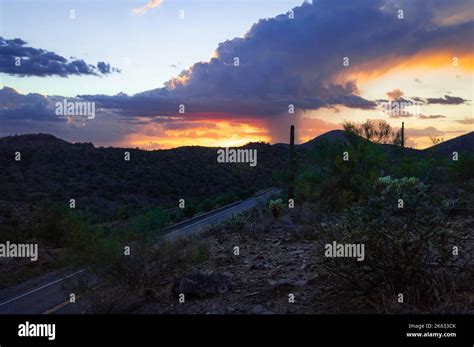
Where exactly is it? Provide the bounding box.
[0,188,280,314]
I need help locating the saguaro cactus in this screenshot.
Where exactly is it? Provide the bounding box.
[401,121,405,149]
[288,125,296,200]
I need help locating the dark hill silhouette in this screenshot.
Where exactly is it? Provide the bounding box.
[274,130,351,151]
[0,134,289,221]
[426,131,474,155]
[0,133,70,147]
[290,129,419,156]
[1,130,472,222]
[292,129,472,156]
[297,129,350,149]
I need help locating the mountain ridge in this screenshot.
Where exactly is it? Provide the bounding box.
[2,130,472,154]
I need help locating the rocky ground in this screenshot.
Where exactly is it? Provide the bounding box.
[82,207,333,314]
[84,197,474,315]
[137,227,323,314]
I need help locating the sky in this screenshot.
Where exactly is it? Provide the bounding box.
[0,0,473,149]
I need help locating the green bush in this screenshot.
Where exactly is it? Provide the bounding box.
[36,206,96,248]
[317,177,469,312]
[377,176,429,206]
[297,140,387,211]
[450,153,474,180]
[295,170,322,203]
[200,198,214,212]
[128,207,170,237]
[183,203,198,218]
[115,207,130,220]
[220,214,248,233]
[395,156,451,183]
[268,199,284,218]
[309,139,347,171]
[36,207,166,269]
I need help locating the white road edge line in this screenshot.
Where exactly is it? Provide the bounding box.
[163,203,245,238]
[163,194,265,239]
[0,189,277,307]
[0,268,87,306]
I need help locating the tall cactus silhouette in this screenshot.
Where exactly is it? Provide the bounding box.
[401,121,405,149]
[288,125,296,200]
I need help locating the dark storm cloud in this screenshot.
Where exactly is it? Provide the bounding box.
[3,0,473,144]
[0,87,130,145]
[383,94,470,106]
[0,87,63,122]
[419,115,446,119]
[425,95,469,105]
[0,37,120,77]
[79,0,473,120]
[412,97,425,103]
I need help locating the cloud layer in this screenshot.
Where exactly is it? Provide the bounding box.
[2,0,473,147]
[0,37,120,77]
[426,95,468,105]
[84,0,473,120]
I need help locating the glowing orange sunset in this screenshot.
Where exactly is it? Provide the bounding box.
[1,0,472,149]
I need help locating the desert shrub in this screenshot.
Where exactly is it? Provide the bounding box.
[207,207,266,239]
[271,169,286,186]
[318,175,356,210]
[156,238,210,272]
[36,206,96,248]
[343,119,401,145]
[127,207,170,237]
[215,191,239,207]
[309,139,347,170]
[91,238,155,292]
[40,209,165,292]
[221,213,248,234]
[115,206,130,220]
[395,155,452,183]
[268,198,285,218]
[35,206,169,271]
[90,236,212,302]
[316,177,470,312]
[186,241,210,265]
[298,140,387,211]
[200,198,214,212]
[377,176,429,206]
[295,170,322,203]
[0,206,29,242]
[449,153,474,181]
[183,203,198,218]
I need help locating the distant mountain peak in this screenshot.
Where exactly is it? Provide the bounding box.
[426,131,474,155]
[273,129,349,149]
[0,133,69,147]
[295,129,349,149]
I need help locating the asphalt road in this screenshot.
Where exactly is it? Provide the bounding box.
[0,188,280,314]
[0,268,95,314]
[162,188,278,240]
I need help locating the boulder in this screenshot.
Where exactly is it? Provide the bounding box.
[172,272,231,298]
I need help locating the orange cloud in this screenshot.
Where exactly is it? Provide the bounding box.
[121,118,270,150]
[334,50,474,84]
[386,89,404,100]
[133,0,164,15]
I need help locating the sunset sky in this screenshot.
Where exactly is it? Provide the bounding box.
[0,0,473,149]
